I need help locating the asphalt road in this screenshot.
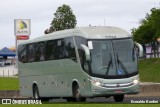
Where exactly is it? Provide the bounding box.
[49,97,160,103]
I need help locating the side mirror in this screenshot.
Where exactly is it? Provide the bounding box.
[81,44,91,61]
[134,42,143,58]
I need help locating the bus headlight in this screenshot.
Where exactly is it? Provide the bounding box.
[95,81,101,86]
[91,81,101,86]
[133,79,139,85]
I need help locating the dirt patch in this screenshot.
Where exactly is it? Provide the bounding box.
[0,90,20,98]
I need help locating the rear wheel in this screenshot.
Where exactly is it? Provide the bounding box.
[113,95,124,102]
[33,85,40,99]
[73,84,86,102]
[66,97,75,102]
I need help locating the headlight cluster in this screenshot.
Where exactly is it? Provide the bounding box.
[133,79,139,85]
[94,81,101,86]
[91,80,102,86]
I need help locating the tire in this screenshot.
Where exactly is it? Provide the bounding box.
[33,85,49,101]
[73,84,86,102]
[66,97,75,102]
[33,85,40,100]
[113,95,124,102]
[105,96,111,98]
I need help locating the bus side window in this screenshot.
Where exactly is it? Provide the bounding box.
[18,45,27,63]
[64,37,77,61]
[46,40,56,60]
[58,39,65,59]
[27,44,35,63]
[35,42,45,62]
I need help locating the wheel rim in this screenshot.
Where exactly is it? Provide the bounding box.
[34,90,38,99]
[75,89,80,99]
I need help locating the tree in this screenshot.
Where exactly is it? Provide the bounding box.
[131,8,160,58]
[45,4,77,34]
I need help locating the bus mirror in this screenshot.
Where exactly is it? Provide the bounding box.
[134,42,143,58]
[81,44,91,61]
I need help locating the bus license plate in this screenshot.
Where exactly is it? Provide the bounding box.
[114,90,123,93]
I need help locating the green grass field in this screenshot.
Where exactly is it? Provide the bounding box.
[0,77,19,90]
[0,104,159,107]
[139,58,160,82]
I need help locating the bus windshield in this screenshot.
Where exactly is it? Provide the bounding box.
[89,38,138,79]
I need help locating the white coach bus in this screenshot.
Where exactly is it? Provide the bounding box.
[18,26,143,102]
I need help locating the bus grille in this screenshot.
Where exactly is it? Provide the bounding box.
[101,82,134,88]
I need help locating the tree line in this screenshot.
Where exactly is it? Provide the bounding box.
[131,8,160,58]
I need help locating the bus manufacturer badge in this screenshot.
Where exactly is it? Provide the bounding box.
[116,84,120,87]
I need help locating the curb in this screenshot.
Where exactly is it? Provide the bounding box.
[140,82,160,85]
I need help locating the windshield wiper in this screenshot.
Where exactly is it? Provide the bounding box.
[116,53,129,75]
[106,53,113,76]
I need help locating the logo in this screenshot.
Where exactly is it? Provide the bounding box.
[2,99,12,104]
[14,19,31,36]
[116,84,120,87]
[19,21,27,29]
[1,99,42,104]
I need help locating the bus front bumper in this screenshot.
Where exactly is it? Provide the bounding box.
[91,83,140,96]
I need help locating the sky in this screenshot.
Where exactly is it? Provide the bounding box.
[1,0,160,48]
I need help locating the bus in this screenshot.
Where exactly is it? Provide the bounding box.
[18,26,143,102]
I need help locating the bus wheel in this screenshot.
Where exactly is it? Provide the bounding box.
[113,95,124,102]
[66,97,75,102]
[33,85,40,99]
[73,84,86,102]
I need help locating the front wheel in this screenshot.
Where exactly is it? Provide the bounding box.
[113,95,124,102]
[73,84,86,102]
[33,85,49,101]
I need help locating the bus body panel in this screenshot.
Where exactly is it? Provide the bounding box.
[19,59,92,97]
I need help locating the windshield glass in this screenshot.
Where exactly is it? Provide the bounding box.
[89,38,138,79]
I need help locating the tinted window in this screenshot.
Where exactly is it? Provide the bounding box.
[63,37,76,61]
[35,42,45,61]
[46,40,54,60]
[18,37,77,63]
[46,39,63,60]
[18,45,27,63]
[57,39,65,59]
[27,44,35,62]
[45,37,76,61]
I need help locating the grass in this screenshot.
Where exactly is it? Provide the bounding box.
[139,58,160,83]
[0,77,19,90]
[0,104,159,107]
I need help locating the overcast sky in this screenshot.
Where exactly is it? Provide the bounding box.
[1,0,160,48]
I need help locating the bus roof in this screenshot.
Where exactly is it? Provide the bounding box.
[19,26,130,44]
